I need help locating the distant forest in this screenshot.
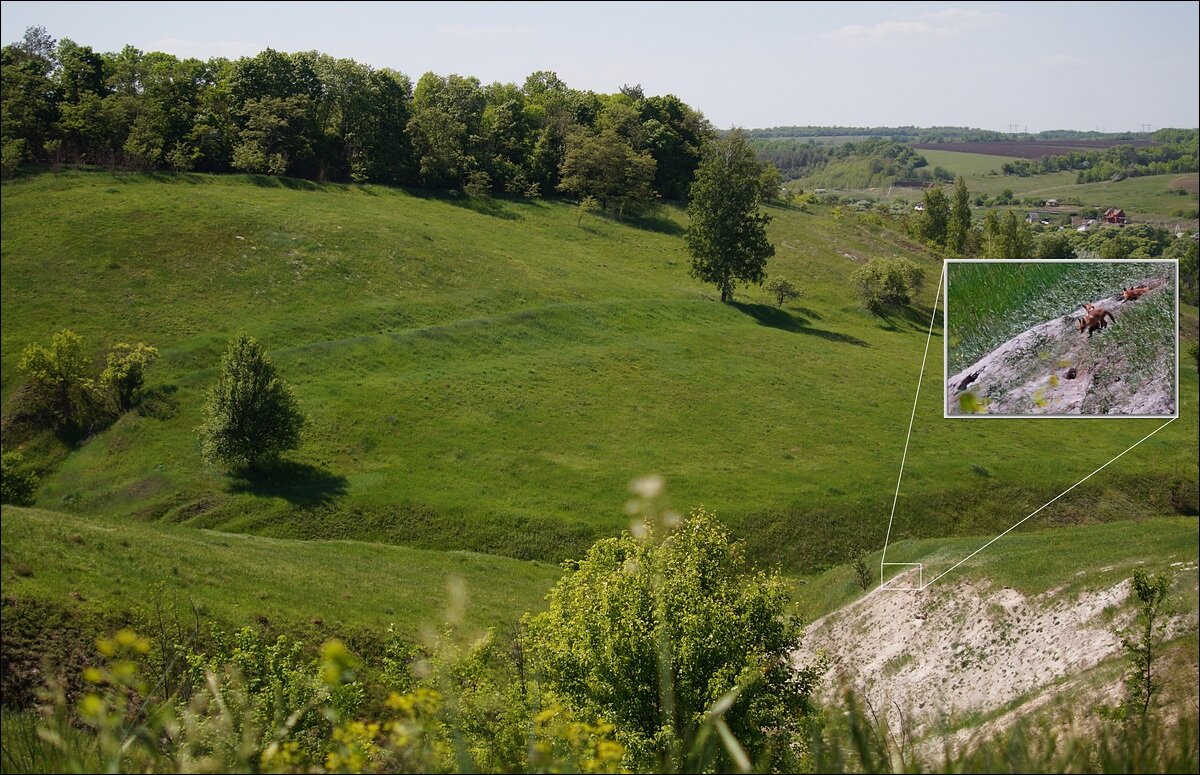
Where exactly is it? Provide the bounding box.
[742,125,1155,143]
[0,27,711,204]
[998,131,1199,182]
[745,136,952,186]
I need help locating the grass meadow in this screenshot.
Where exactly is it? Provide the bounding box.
[0,505,558,636]
[1,171,1196,605]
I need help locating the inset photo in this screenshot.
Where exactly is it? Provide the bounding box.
[945,260,1178,418]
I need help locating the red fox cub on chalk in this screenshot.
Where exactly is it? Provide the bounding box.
[1078,303,1115,337]
[1120,285,1151,302]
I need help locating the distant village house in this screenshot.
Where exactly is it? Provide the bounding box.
[1103,208,1128,225]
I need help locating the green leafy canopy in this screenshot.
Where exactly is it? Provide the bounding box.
[197,334,306,472]
[685,130,775,302]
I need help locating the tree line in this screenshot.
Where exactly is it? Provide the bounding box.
[1,27,711,211]
[742,125,1157,144]
[999,130,1199,181]
[748,136,953,186]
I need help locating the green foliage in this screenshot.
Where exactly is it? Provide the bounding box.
[947,176,971,255]
[685,130,775,302]
[1117,569,1172,722]
[852,555,871,591]
[523,498,820,771]
[750,136,948,188]
[0,31,707,198]
[1000,210,1032,258]
[981,209,1034,259]
[558,126,657,218]
[98,341,157,412]
[17,329,101,433]
[463,169,492,199]
[1,138,25,177]
[1034,230,1076,261]
[917,186,950,247]
[575,193,600,225]
[1165,235,1198,303]
[764,276,802,307]
[3,621,629,775]
[851,257,925,313]
[180,628,364,766]
[996,132,1198,182]
[197,334,305,473]
[231,95,312,176]
[757,162,784,202]
[0,449,38,505]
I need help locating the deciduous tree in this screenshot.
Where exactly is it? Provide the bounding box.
[918,186,951,247]
[764,276,801,307]
[947,176,972,255]
[18,328,96,432]
[99,342,158,412]
[685,130,774,302]
[558,126,656,217]
[197,335,305,473]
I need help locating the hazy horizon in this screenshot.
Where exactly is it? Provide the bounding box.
[1,1,1197,133]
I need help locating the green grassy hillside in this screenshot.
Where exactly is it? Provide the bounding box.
[2,172,1197,577]
[0,505,558,636]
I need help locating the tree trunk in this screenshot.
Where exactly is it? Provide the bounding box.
[720,279,732,303]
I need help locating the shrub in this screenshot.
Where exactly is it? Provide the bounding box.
[1,449,39,505]
[180,628,364,766]
[99,342,158,412]
[463,170,492,199]
[2,138,26,178]
[853,555,872,590]
[523,493,822,771]
[851,258,925,313]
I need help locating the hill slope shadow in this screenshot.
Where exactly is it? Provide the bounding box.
[227,461,348,507]
[875,303,943,333]
[731,302,868,346]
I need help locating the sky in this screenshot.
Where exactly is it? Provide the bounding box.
[2,1,1197,133]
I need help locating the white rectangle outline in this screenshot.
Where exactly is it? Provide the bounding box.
[880,562,923,591]
[943,258,1180,420]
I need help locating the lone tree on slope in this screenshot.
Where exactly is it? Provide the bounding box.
[197,334,305,473]
[685,129,775,302]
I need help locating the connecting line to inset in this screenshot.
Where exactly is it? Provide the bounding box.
[919,416,1177,589]
[880,263,945,579]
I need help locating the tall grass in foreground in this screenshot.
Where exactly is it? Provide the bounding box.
[809,690,1198,774]
[5,658,1195,774]
[2,485,1196,773]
